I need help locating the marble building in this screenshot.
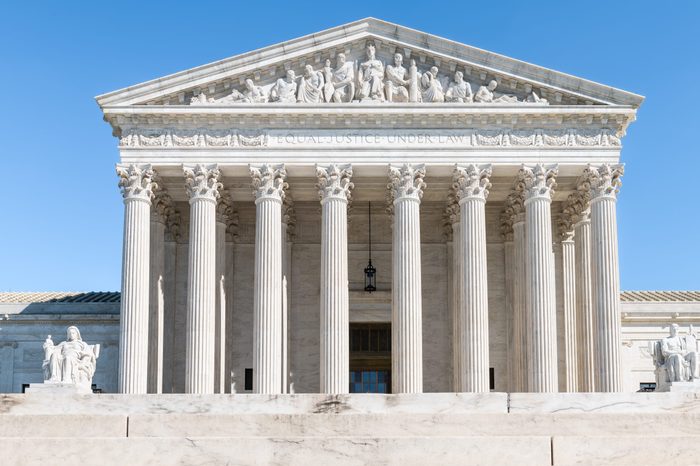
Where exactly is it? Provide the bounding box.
[92,17,649,396]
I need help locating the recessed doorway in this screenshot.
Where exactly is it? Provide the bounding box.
[349,323,391,393]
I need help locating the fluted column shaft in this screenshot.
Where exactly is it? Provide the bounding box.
[251,164,286,394]
[389,164,425,394]
[451,220,461,391]
[561,235,578,392]
[184,164,221,394]
[575,214,595,392]
[512,216,527,392]
[117,164,153,394]
[454,164,492,392]
[317,164,352,394]
[214,219,226,393]
[522,164,559,392]
[148,216,165,393]
[588,164,624,392]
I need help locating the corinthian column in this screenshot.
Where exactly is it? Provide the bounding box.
[250,163,287,394]
[444,194,460,392]
[502,187,526,392]
[317,163,353,394]
[586,164,624,392]
[116,163,153,394]
[559,226,578,392]
[183,164,222,394]
[521,164,559,392]
[454,164,492,392]
[388,163,426,394]
[573,198,595,392]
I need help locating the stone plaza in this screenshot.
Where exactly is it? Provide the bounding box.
[2,18,700,465]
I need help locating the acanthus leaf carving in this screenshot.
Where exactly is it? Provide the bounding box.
[316,163,354,202]
[519,163,559,202]
[584,163,624,201]
[388,163,426,202]
[183,163,222,202]
[453,163,492,202]
[116,163,154,202]
[250,163,287,202]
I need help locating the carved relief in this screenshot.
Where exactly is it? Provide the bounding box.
[388,163,426,201]
[316,163,354,202]
[519,163,559,201]
[250,163,287,201]
[116,163,154,202]
[453,163,492,202]
[183,164,222,202]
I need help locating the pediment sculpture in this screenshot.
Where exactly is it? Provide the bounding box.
[42,326,100,391]
[649,323,699,391]
[188,43,551,106]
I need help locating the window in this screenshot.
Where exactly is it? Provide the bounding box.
[245,368,253,391]
[350,370,391,393]
[489,368,495,391]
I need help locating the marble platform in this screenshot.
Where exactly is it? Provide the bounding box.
[2,393,700,465]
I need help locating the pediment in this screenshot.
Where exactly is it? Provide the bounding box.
[96,18,643,109]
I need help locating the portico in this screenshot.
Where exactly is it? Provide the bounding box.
[99,18,642,396]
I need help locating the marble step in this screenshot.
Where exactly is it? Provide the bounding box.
[4,412,700,438]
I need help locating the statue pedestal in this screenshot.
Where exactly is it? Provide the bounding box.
[25,382,93,395]
[668,379,700,392]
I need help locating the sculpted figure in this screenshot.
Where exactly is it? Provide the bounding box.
[420,66,445,103]
[322,59,335,103]
[474,79,519,103]
[43,326,100,388]
[242,78,267,103]
[526,90,549,105]
[331,53,355,103]
[445,71,473,103]
[661,324,698,382]
[297,64,325,103]
[270,70,298,103]
[190,92,214,105]
[356,43,385,102]
[384,53,409,102]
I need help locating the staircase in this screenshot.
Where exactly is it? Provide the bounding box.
[1,392,699,465]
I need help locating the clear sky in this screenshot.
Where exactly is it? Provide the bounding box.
[0,1,698,292]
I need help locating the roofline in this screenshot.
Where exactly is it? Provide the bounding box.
[95,17,644,108]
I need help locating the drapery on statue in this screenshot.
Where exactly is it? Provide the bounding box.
[42,326,100,389]
[650,323,699,391]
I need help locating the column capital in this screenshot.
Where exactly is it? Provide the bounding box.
[216,188,234,224]
[316,163,354,203]
[117,163,154,203]
[250,163,287,203]
[584,163,624,202]
[520,163,558,203]
[184,164,222,203]
[453,163,493,203]
[442,190,460,241]
[282,194,296,241]
[500,190,525,240]
[388,163,426,203]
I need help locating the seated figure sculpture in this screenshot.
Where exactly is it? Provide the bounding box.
[651,323,699,391]
[42,326,100,390]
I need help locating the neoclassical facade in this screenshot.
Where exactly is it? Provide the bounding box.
[96,18,643,395]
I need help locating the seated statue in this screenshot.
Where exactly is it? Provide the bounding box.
[419,66,445,103]
[330,53,355,103]
[43,326,100,389]
[384,53,409,102]
[297,64,324,103]
[650,323,699,391]
[356,43,385,102]
[269,70,298,103]
[445,71,473,103]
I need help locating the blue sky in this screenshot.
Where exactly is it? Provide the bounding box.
[0,1,698,292]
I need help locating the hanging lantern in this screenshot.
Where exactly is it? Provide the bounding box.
[364,201,376,292]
